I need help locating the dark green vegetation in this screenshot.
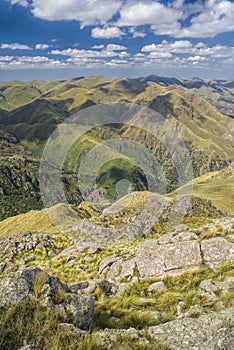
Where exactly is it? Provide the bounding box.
[0,76,233,220]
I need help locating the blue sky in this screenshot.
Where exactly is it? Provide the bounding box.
[0,0,234,80]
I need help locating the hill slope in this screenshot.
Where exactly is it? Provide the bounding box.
[0,76,233,219]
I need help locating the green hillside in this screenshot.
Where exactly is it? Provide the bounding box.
[170,164,234,215]
[0,76,233,220]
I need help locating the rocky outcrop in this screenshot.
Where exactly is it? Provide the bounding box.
[201,237,234,269]
[0,267,94,330]
[70,279,116,296]
[92,308,234,350]
[99,218,234,282]
[137,240,202,279]
[148,307,234,350]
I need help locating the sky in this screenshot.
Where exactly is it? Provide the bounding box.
[0,0,234,80]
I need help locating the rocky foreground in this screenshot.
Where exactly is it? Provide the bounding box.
[0,212,233,349]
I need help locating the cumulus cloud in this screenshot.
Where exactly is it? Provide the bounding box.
[187,55,207,62]
[91,26,125,39]
[29,0,122,27]
[152,0,234,38]
[148,52,172,59]
[17,55,49,62]
[92,44,105,49]
[0,42,32,50]
[9,0,28,7]
[51,47,128,58]
[0,55,67,69]
[0,56,14,61]
[6,0,234,39]
[142,40,193,53]
[35,43,49,50]
[117,1,182,27]
[141,39,234,60]
[129,27,147,38]
[106,44,127,51]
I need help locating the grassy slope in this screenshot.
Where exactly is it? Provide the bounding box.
[0,76,233,219]
[170,164,234,215]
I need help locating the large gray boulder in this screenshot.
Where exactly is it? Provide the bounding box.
[137,240,202,279]
[0,267,94,330]
[148,308,234,350]
[201,237,234,269]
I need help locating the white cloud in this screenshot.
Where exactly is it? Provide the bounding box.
[35,43,49,50]
[148,52,172,59]
[92,45,105,49]
[30,0,122,27]
[152,0,234,38]
[0,56,14,61]
[142,40,192,53]
[9,0,28,7]
[187,55,207,62]
[17,55,49,62]
[6,0,234,40]
[0,55,67,69]
[195,44,234,58]
[117,1,182,26]
[91,26,125,39]
[0,42,32,50]
[106,44,127,51]
[129,28,147,38]
[51,47,128,58]
[141,39,234,62]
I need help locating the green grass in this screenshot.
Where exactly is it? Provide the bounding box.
[0,298,169,350]
[93,263,234,330]
[170,165,234,215]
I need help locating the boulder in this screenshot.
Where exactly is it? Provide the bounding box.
[148,308,234,350]
[137,240,202,279]
[201,237,234,269]
[147,281,167,294]
[98,255,122,275]
[70,279,115,296]
[0,267,94,330]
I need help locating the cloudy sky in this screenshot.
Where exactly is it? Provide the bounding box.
[0,0,234,80]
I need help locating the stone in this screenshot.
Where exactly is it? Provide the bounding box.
[148,308,234,350]
[58,323,86,335]
[156,231,198,245]
[70,279,115,296]
[0,267,94,330]
[215,276,234,295]
[137,239,202,279]
[201,237,234,269]
[199,279,219,299]
[105,257,138,282]
[170,231,198,243]
[88,245,102,254]
[147,281,167,294]
[18,345,35,350]
[52,245,82,261]
[98,255,122,275]
[181,305,204,318]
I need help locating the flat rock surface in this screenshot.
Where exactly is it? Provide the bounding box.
[201,237,234,269]
[137,240,202,278]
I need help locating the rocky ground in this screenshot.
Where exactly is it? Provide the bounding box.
[0,212,233,349]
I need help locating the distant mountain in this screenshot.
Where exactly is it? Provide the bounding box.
[140,75,234,118]
[0,76,233,220]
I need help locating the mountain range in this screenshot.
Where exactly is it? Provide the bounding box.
[0,75,233,221]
